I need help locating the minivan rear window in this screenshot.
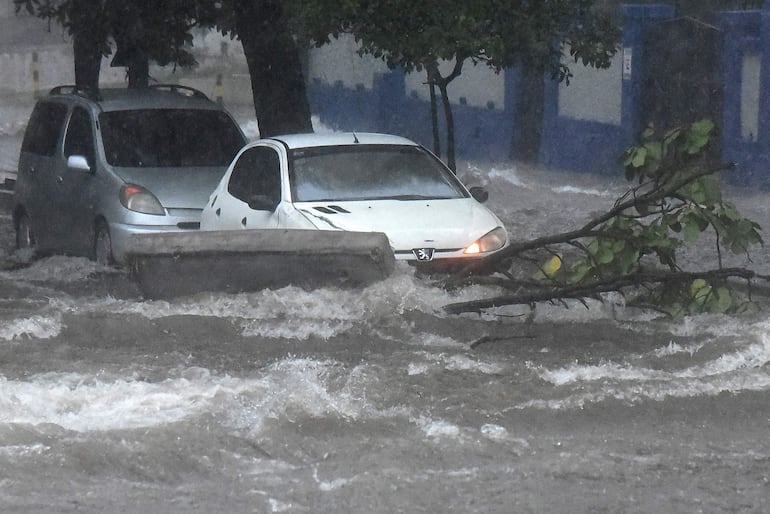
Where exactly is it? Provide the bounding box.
[100,109,245,167]
[21,102,68,157]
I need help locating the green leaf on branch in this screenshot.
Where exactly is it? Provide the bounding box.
[445,118,765,318]
[684,119,715,154]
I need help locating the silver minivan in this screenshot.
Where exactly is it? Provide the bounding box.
[13,84,246,265]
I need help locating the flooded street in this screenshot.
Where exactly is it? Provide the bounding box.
[0,126,769,512]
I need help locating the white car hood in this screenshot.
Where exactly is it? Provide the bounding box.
[295,198,503,251]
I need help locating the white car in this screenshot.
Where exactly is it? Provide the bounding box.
[201,133,508,267]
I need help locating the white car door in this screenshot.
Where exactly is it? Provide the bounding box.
[210,144,284,229]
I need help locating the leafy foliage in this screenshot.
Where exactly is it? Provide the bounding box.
[14,0,220,84]
[445,120,765,317]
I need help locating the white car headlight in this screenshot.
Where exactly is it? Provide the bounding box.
[119,184,165,215]
[464,226,507,255]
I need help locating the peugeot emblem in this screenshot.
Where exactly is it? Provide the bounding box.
[413,248,435,261]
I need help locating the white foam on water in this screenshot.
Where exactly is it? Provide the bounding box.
[0,443,50,457]
[313,467,353,492]
[415,416,461,439]
[652,340,705,358]
[520,321,770,409]
[538,362,664,386]
[483,166,527,187]
[406,362,430,376]
[409,333,467,349]
[479,423,508,441]
[551,185,615,197]
[43,270,503,340]
[0,314,62,340]
[444,354,504,374]
[671,314,747,337]
[222,358,416,435]
[0,370,256,431]
[1,256,112,283]
[408,351,505,376]
[268,498,294,513]
[0,357,401,433]
[240,318,354,340]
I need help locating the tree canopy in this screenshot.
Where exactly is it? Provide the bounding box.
[15,0,621,145]
[14,0,313,136]
[14,0,219,88]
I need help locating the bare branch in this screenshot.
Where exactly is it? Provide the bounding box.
[444,267,761,314]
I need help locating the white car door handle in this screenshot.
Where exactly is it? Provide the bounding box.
[241,217,247,227]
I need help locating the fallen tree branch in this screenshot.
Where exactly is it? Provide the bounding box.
[450,161,736,280]
[444,267,763,314]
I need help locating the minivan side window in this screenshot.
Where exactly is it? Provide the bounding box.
[21,102,67,157]
[63,106,95,166]
[227,146,281,209]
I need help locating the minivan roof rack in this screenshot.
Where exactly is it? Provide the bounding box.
[48,85,101,101]
[149,84,209,100]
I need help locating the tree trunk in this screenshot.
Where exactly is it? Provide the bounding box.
[512,65,544,162]
[73,32,102,91]
[427,59,463,172]
[234,0,313,137]
[127,53,149,89]
[429,78,440,157]
[70,0,106,91]
[437,80,456,172]
[109,3,150,89]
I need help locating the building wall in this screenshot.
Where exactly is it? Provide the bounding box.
[3,3,770,182]
[721,8,770,186]
[558,52,623,125]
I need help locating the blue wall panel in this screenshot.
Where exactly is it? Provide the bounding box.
[306,3,770,182]
[308,72,513,163]
[539,4,675,175]
[720,7,770,187]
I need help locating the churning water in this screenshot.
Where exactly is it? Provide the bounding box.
[1,119,769,512]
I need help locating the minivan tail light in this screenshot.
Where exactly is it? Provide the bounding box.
[119,184,165,215]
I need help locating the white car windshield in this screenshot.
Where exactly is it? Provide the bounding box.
[289,145,468,202]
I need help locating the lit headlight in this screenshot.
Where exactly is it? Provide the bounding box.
[119,184,165,215]
[464,226,507,254]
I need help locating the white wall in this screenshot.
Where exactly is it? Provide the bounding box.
[307,34,506,109]
[308,34,389,90]
[741,52,760,142]
[558,51,622,125]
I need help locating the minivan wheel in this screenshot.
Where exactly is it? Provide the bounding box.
[94,221,115,266]
[16,213,35,250]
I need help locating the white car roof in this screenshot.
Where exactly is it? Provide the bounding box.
[264,132,420,150]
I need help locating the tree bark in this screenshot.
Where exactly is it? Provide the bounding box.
[512,65,544,162]
[109,3,150,89]
[234,0,313,137]
[427,59,464,172]
[428,78,440,157]
[437,80,456,172]
[126,52,149,89]
[73,32,102,91]
[70,0,106,91]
